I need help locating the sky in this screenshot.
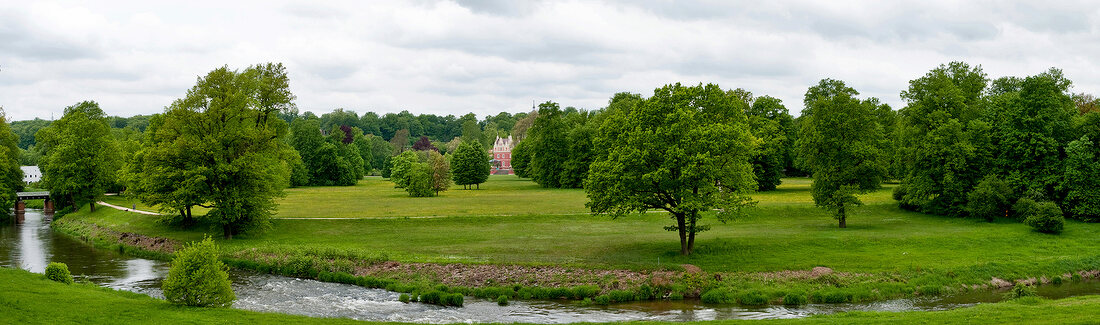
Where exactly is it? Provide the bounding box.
[2,0,1099,121]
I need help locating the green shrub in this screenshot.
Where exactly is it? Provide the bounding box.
[593,295,611,305]
[548,287,572,299]
[162,237,236,307]
[572,285,601,299]
[739,290,768,305]
[443,293,464,307]
[782,292,807,305]
[701,287,737,304]
[44,262,74,284]
[1006,283,1036,299]
[1051,276,1063,285]
[1024,201,1065,234]
[607,290,635,303]
[967,175,1012,221]
[1012,198,1041,221]
[419,290,442,305]
[810,289,852,303]
[1071,273,1083,282]
[497,295,509,306]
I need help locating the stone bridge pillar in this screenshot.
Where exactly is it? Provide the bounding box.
[15,200,24,213]
[44,198,54,213]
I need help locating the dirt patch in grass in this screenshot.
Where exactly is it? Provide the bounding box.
[355,261,680,290]
[56,219,180,254]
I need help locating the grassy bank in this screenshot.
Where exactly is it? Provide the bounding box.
[0,267,377,324]
[68,176,1100,305]
[3,266,1099,324]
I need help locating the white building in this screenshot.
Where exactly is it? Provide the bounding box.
[21,166,41,184]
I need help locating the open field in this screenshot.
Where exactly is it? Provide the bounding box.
[2,266,1099,324]
[74,176,1100,284]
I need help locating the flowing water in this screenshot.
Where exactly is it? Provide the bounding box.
[3,209,1098,323]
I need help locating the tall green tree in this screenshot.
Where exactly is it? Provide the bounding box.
[36,101,120,212]
[799,79,885,228]
[743,95,793,191]
[141,63,296,239]
[451,140,490,189]
[1062,136,1100,222]
[427,150,451,195]
[988,69,1077,199]
[586,83,757,255]
[895,62,992,216]
[0,108,23,216]
[389,150,419,188]
[526,102,570,188]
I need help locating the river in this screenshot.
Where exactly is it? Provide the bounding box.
[3,209,1097,323]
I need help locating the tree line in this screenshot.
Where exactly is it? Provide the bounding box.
[3,61,1098,247]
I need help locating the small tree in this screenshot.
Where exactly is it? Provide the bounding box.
[511,140,532,178]
[967,175,1012,221]
[427,150,451,195]
[389,150,419,188]
[405,163,435,197]
[412,136,438,151]
[162,237,236,307]
[452,140,490,189]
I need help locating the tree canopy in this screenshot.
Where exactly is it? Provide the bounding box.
[799,79,885,228]
[451,140,490,189]
[36,101,120,212]
[586,83,757,255]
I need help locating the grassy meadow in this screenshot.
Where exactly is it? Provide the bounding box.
[73,176,1100,285]
[2,266,1098,325]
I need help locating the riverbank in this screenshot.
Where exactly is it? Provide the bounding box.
[3,266,1099,324]
[67,176,1100,306]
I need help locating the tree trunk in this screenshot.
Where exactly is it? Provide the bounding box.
[223,224,233,240]
[676,213,688,255]
[185,206,194,226]
[686,210,697,255]
[838,205,847,228]
[89,201,95,212]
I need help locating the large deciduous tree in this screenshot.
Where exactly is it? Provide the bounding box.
[0,108,23,216]
[799,79,885,228]
[895,62,992,216]
[36,101,120,212]
[1062,136,1100,222]
[526,102,570,188]
[586,83,757,255]
[451,140,490,189]
[136,63,296,239]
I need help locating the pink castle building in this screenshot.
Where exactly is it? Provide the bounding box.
[491,136,514,175]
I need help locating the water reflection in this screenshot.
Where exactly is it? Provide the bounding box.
[2,209,1098,324]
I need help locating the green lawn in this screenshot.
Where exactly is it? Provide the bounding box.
[3,266,1098,324]
[74,176,1100,285]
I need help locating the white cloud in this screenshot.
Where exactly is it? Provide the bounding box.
[2,0,1100,121]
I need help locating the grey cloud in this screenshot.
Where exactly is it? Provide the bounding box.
[452,0,541,16]
[0,14,101,61]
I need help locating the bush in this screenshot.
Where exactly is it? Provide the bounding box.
[593,295,611,305]
[399,293,411,303]
[572,285,601,299]
[967,175,1012,221]
[1012,198,1041,221]
[810,289,852,303]
[162,237,236,307]
[497,295,509,306]
[1006,283,1036,299]
[738,290,768,305]
[45,262,73,284]
[782,292,807,305]
[443,293,464,307]
[607,290,635,303]
[1051,276,1063,285]
[419,290,443,305]
[701,288,737,304]
[1024,201,1065,234]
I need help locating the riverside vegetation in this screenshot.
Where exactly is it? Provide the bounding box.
[57,176,1100,308]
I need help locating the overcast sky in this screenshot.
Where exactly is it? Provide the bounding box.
[2,0,1099,121]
